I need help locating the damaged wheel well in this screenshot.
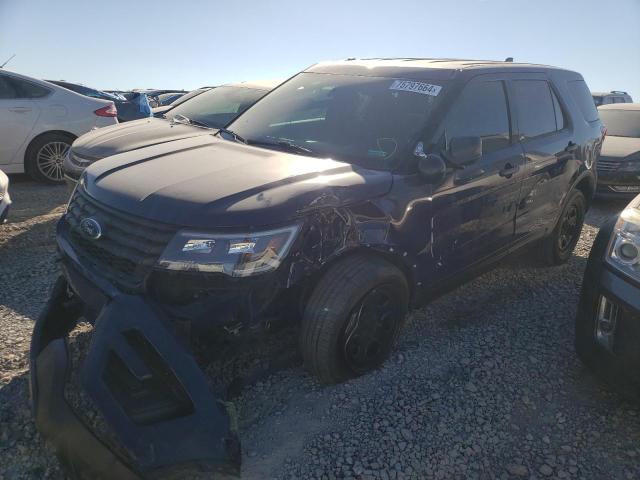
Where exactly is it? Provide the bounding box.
[304,248,417,306]
[575,175,595,208]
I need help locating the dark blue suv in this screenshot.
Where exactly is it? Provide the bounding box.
[32,58,604,478]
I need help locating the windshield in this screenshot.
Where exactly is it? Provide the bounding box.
[593,96,603,106]
[168,86,269,128]
[599,109,640,137]
[227,72,444,170]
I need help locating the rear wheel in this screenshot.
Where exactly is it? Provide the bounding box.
[25,132,75,184]
[541,189,586,265]
[300,255,409,384]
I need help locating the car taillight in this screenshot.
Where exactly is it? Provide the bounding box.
[94,103,117,117]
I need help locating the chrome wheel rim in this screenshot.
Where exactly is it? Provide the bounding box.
[36,141,70,181]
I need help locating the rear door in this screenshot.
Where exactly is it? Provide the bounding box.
[510,76,576,241]
[430,75,526,275]
[0,73,42,165]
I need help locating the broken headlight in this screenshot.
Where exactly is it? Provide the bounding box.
[156,225,300,277]
[607,199,640,281]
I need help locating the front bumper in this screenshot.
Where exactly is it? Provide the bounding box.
[576,220,640,376]
[30,267,241,478]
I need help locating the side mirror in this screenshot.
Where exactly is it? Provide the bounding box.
[417,154,447,185]
[448,136,482,166]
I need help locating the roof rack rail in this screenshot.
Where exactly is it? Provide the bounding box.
[611,90,628,95]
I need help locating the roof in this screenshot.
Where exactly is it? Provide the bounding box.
[592,91,630,97]
[598,103,640,111]
[305,58,575,80]
[312,57,565,70]
[224,79,282,90]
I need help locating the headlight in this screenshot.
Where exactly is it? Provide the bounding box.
[68,150,93,168]
[156,225,300,277]
[606,199,640,280]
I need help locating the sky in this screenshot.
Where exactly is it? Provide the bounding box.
[1,0,639,99]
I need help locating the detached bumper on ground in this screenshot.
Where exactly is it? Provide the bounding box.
[30,275,241,479]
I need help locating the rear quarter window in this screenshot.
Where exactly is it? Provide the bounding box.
[512,80,558,140]
[13,78,50,99]
[568,80,599,122]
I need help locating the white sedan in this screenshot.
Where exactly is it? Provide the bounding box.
[0,70,118,183]
[0,170,10,223]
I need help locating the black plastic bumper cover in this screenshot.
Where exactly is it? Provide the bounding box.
[30,277,241,479]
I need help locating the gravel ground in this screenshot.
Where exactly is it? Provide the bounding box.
[0,177,637,480]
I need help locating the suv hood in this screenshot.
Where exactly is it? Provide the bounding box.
[72,117,212,160]
[600,136,640,159]
[83,136,393,228]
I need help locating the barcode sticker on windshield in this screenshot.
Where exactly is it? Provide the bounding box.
[389,80,442,96]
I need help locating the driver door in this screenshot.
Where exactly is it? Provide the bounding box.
[430,76,526,278]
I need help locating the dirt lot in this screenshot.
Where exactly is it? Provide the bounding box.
[1,177,638,480]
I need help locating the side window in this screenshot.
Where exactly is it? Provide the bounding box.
[0,75,18,99]
[512,80,557,140]
[444,80,510,154]
[568,80,600,122]
[13,79,50,99]
[614,97,624,104]
[551,87,565,130]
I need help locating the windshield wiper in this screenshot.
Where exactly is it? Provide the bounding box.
[216,127,247,144]
[247,139,317,156]
[171,113,212,129]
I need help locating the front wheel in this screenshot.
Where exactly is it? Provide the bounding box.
[300,254,409,384]
[541,189,586,265]
[25,132,75,184]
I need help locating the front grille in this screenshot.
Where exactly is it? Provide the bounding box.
[64,189,176,290]
[610,185,640,193]
[596,157,621,173]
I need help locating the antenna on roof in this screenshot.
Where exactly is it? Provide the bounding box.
[0,54,16,69]
[504,57,514,63]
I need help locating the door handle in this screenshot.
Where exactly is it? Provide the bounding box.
[565,141,578,153]
[499,163,519,178]
[9,107,31,113]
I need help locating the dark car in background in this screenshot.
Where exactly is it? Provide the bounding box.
[62,80,279,184]
[596,103,640,197]
[47,80,152,123]
[592,90,633,106]
[156,92,185,106]
[576,194,640,386]
[33,58,604,479]
[142,89,187,108]
[152,87,214,117]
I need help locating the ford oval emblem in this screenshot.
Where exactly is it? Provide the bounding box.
[79,217,102,240]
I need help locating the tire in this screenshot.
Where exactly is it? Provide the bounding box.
[540,189,586,265]
[300,254,409,384]
[25,132,75,184]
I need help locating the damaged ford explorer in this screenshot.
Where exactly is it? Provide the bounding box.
[31,58,604,479]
